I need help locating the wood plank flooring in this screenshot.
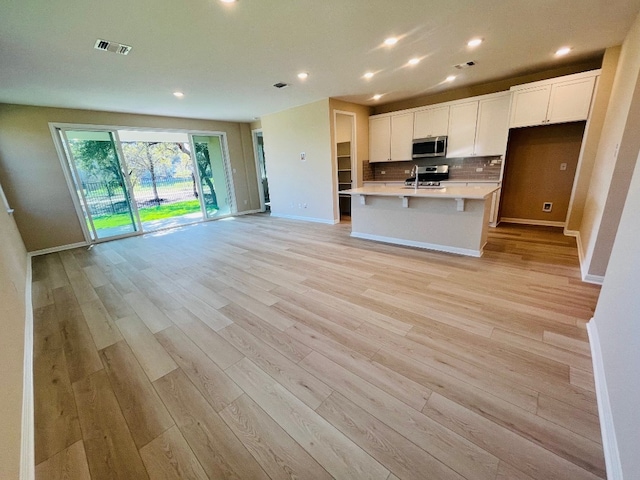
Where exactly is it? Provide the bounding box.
[33,215,604,479]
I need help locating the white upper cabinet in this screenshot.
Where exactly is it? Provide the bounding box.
[413,106,450,139]
[390,113,414,161]
[509,85,552,128]
[509,71,598,128]
[547,76,597,124]
[447,102,478,158]
[369,112,414,162]
[474,93,511,156]
[369,116,391,163]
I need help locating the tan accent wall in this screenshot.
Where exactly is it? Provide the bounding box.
[261,99,335,222]
[0,190,28,479]
[566,47,621,231]
[0,104,260,252]
[580,12,640,277]
[373,59,603,115]
[500,123,585,223]
[250,120,262,131]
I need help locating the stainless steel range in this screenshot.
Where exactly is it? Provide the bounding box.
[405,165,449,187]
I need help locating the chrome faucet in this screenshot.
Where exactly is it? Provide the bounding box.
[411,164,419,191]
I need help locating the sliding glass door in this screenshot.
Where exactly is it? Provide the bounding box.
[191,135,232,218]
[60,129,139,240]
[56,126,234,243]
[118,130,204,231]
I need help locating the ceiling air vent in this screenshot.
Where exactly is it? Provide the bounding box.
[273,82,289,89]
[454,61,476,69]
[94,39,132,55]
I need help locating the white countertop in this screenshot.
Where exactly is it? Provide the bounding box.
[343,184,499,200]
[363,179,500,184]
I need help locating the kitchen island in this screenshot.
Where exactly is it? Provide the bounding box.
[343,184,500,257]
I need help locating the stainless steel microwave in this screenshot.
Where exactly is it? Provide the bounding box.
[412,136,447,158]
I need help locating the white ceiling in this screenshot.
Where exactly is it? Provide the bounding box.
[1,0,639,122]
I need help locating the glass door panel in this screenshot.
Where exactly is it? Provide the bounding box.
[192,135,232,218]
[61,130,138,240]
[118,133,203,232]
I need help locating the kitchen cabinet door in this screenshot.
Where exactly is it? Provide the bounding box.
[447,102,478,157]
[474,94,510,156]
[547,76,596,124]
[390,113,414,161]
[369,116,391,162]
[509,85,552,128]
[413,106,450,138]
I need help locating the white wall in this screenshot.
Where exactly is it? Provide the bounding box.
[0,184,29,479]
[590,147,640,478]
[261,100,335,223]
[580,11,640,278]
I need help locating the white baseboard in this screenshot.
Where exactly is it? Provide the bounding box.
[569,231,605,285]
[270,213,338,225]
[587,319,623,480]
[20,256,34,480]
[29,241,88,257]
[350,232,482,257]
[583,273,605,285]
[237,209,264,216]
[500,217,566,228]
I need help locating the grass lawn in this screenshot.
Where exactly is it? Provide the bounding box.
[92,199,203,230]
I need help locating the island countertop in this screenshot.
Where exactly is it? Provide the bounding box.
[342,184,499,200]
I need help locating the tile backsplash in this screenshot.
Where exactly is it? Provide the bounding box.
[364,156,502,182]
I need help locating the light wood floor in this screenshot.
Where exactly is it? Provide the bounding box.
[32,214,605,480]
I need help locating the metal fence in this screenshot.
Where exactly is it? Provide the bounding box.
[83,176,198,217]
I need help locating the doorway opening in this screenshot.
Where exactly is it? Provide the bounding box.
[55,125,234,242]
[334,112,356,222]
[252,130,270,212]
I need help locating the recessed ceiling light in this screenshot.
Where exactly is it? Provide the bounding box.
[297,72,308,80]
[384,37,398,46]
[173,91,184,98]
[445,75,456,82]
[220,0,237,3]
[363,72,375,79]
[408,58,420,66]
[467,38,483,48]
[555,46,572,57]
[372,94,383,101]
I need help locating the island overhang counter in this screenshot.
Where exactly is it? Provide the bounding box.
[342,185,500,257]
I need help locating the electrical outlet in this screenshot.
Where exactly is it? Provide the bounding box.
[300,152,306,161]
[243,199,248,205]
[404,170,410,174]
[476,167,483,172]
[381,170,386,174]
[560,162,567,171]
[543,202,553,212]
